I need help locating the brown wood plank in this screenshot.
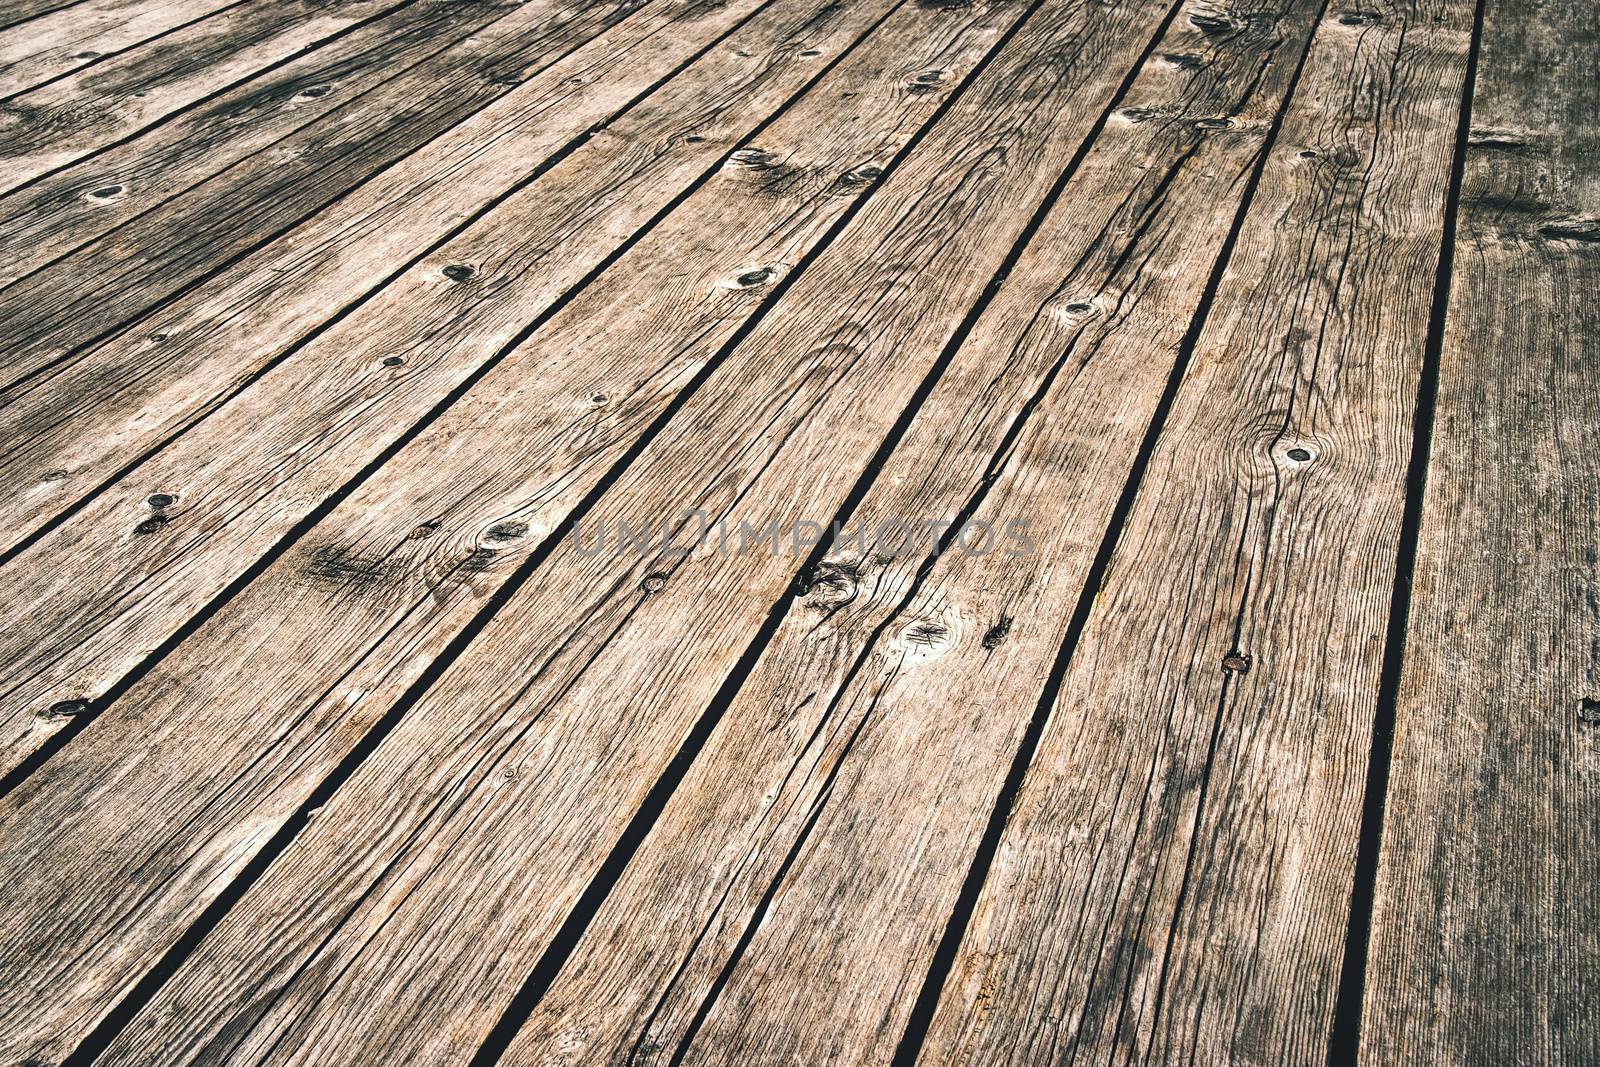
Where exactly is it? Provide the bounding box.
[0,0,413,192]
[0,0,646,382]
[1359,0,1600,1060]
[49,0,1190,1061]
[0,0,852,777]
[499,1,1333,1061]
[0,0,735,558]
[0,0,525,266]
[0,0,949,1053]
[0,0,244,97]
[0,0,95,34]
[912,0,1479,1062]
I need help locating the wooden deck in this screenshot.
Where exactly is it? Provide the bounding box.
[0,0,1593,1061]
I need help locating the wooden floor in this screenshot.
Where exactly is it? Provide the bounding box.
[0,0,1593,1061]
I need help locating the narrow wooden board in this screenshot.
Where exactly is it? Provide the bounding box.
[0,0,95,34]
[0,0,244,98]
[0,0,1030,1058]
[0,0,645,379]
[0,0,528,270]
[0,0,841,776]
[501,1,1333,1061]
[67,0,1193,1062]
[913,0,1478,1062]
[1360,0,1600,1060]
[0,0,412,192]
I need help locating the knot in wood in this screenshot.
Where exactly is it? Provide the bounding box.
[903,618,950,649]
[982,616,1013,650]
[487,520,528,542]
[42,698,90,720]
[1189,12,1238,35]
[728,147,776,170]
[801,560,860,607]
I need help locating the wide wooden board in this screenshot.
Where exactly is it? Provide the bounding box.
[0,0,529,266]
[0,0,411,192]
[71,0,1192,1061]
[1359,0,1600,1060]
[0,0,644,381]
[501,0,1334,1060]
[0,0,969,1054]
[0,0,882,776]
[0,0,242,98]
[917,0,1478,1061]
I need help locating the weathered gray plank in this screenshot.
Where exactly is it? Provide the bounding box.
[1360,0,1600,1060]
[499,1,1334,1062]
[915,0,1478,1062]
[0,0,644,380]
[0,0,939,1054]
[0,0,846,776]
[65,0,1190,1062]
[0,0,411,192]
[0,0,245,97]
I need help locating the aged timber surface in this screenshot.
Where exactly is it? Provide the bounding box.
[1359,0,1600,1061]
[0,0,1586,1063]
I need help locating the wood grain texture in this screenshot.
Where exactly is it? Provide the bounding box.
[916,0,1477,1063]
[76,0,1191,1062]
[0,0,859,778]
[0,0,523,277]
[0,0,94,34]
[0,0,750,564]
[0,0,243,97]
[0,0,1032,1056]
[1360,0,1600,1060]
[0,0,411,192]
[499,1,1333,1062]
[0,0,642,381]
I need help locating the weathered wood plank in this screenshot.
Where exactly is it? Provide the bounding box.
[60,0,1189,1062]
[0,0,645,379]
[0,0,846,776]
[0,0,529,266]
[0,0,244,97]
[0,0,412,192]
[498,2,1333,1062]
[1359,0,1600,1061]
[913,0,1478,1062]
[0,0,956,1054]
[0,0,94,34]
